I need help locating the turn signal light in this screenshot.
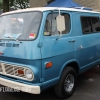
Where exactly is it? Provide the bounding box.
[18,70,24,75]
[0,52,4,55]
[46,62,53,69]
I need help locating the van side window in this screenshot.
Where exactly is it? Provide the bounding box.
[81,17,92,33]
[81,16,100,34]
[44,13,70,36]
[91,17,100,32]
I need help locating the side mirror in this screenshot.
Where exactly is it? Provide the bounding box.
[56,15,65,33]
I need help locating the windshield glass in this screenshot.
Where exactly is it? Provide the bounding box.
[0,12,42,40]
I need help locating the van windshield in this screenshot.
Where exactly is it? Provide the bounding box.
[0,12,42,40]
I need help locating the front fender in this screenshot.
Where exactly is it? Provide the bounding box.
[58,59,80,79]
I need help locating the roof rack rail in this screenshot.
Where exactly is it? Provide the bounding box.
[74,7,92,11]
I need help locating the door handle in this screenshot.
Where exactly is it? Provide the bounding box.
[69,40,76,42]
[78,45,83,50]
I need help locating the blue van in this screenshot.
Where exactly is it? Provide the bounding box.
[0,7,100,98]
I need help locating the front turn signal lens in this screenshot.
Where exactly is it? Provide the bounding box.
[18,70,24,75]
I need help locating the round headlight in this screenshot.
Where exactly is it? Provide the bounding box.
[25,69,33,80]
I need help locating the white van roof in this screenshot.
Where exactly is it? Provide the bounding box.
[1,7,100,15]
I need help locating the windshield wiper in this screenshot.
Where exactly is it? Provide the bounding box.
[5,36,20,42]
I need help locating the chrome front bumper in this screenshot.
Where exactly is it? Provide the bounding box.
[0,77,40,94]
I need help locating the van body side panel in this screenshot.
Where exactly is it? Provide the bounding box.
[40,11,76,89]
[73,12,100,74]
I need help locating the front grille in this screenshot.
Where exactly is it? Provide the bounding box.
[0,63,32,81]
[5,65,14,75]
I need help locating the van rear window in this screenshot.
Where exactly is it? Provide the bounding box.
[81,16,100,34]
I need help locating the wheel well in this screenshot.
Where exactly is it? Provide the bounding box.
[67,62,79,74]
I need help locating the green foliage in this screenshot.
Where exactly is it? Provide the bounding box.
[14,0,30,9]
[0,0,30,10]
[0,0,3,3]
[0,0,3,10]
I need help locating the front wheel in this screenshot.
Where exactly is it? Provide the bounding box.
[54,67,77,99]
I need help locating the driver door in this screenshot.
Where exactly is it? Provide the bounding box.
[41,12,75,83]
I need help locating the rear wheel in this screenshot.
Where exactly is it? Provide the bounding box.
[54,67,77,99]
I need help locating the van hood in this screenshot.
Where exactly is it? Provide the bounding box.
[0,41,41,60]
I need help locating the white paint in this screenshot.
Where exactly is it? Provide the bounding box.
[1,7,100,16]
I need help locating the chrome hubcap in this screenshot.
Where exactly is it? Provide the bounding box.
[64,74,74,92]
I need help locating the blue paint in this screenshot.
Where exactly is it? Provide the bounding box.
[0,9,100,93]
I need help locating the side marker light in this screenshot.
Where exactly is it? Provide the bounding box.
[46,62,53,69]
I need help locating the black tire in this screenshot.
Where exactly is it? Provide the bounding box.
[54,66,77,99]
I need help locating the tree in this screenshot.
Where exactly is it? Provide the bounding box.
[13,0,30,9]
[1,0,30,12]
[0,0,3,10]
[3,0,9,12]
